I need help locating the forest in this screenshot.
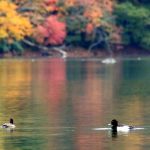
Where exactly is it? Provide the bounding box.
[0,0,150,56]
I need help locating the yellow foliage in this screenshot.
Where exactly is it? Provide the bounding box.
[0,0,32,40]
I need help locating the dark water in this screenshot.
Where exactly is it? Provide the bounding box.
[0,58,150,150]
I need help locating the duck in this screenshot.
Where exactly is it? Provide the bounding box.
[109,119,134,132]
[2,118,16,129]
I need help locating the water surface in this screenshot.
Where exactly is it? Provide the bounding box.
[0,58,150,150]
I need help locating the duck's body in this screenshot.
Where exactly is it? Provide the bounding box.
[2,118,16,129]
[110,119,134,132]
[116,125,134,132]
[2,123,16,129]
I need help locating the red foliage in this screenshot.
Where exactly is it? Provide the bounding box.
[44,0,58,5]
[36,16,66,45]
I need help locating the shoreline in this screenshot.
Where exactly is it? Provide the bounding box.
[1,47,150,59]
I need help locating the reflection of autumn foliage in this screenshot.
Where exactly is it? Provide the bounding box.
[34,59,66,126]
[0,61,31,116]
[35,16,66,45]
[45,58,66,104]
[75,134,104,150]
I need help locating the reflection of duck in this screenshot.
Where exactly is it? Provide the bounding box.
[109,119,134,132]
[2,118,16,129]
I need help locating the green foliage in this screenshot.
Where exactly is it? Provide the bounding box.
[11,41,24,54]
[65,6,89,46]
[114,2,150,50]
[66,34,82,45]
[66,16,87,33]
[0,40,23,54]
[67,6,84,16]
[117,0,150,5]
[0,40,10,53]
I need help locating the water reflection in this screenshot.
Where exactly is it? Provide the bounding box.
[0,58,150,150]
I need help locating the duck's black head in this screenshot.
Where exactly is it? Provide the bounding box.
[111,119,118,132]
[10,118,14,124]
[111,119,118,126]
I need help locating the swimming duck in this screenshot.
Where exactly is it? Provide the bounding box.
[2,118,16,129]
[109,119,134,132]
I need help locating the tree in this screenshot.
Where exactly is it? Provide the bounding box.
[117,0,150,5]
[114,2,150,50]
[0,0,32,40]
[56,0,115,48]
[34,15,66,45]
[0,0,118,55]
[0,0,32,53]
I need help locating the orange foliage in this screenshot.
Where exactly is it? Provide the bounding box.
[65,0,77,7]
[83,0,114,27]
[84,5,103,26]
[44,0,59,12]
[86,23,94,34]
[63,0,114,28]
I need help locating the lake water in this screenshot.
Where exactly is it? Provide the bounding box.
[0,58,150,150]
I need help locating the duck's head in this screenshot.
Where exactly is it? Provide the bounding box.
[111,119,118,132]
[10,118,14,124]
[111,119,118,126]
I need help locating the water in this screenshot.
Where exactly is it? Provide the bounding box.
[0,58,150,150]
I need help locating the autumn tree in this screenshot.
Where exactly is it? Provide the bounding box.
[0,0,119,55]
[0,0,32,54]
[8,0,116,50]
[56,0,116,49]
[35,15,66,45]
